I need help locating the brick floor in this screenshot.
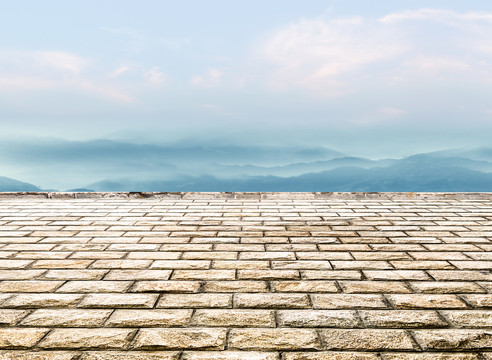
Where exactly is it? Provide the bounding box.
[0,192,490,359]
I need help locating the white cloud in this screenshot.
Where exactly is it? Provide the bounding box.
[379,9,492,24]
[144,67,166,85]
[258,10,492,95]
[191,68,223,88]
[108,65,130,77]
[0,49,134,103]
[261,17,406,95]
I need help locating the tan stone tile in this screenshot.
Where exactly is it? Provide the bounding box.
[412,329,492,350]
[172,270,235,280]
[32,260,93,269]
[0,328,49,348]
[80,351,179,360]
[133,328,227,350]
[106,309,192,327]
[312,294,387,309]
[229,328,320,350]
[0,351,79,360]
[79,293,158,308]
[320,329,416,350]
[283,353,379,360]
[157,293,232,308]
[131,281,201,293]
[386,294,467,309]
[271,280,338,293]
[234,293,310,309]
[203,281,268,293]
[380,353,480,360]
[339,281,411,293]
[0,281,63,292]
[359,310,446,328]
[278,310,359,327]
[105,270,172,280]
[39,328,135,349]
[0,309,29,326]
[181,352,279,360]
[20,309,112,327]
[57,281,132,293]
[191,309,274,327]
[441,310,492,327]
[3,294,83,308]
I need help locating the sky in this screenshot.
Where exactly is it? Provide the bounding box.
[1,0,492,157]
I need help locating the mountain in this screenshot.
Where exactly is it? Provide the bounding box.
[86,153,492,192]
[0,176,42,191]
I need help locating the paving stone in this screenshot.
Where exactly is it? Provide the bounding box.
[0,328,49,348]
[3,294,83,308]
[283,353,379,360]
[57,281,132,293]
[133,328,227,350]
[0,310,29,326]
[412,329,492,350]
[181,352,279,360]
[440,310,492,327]
[228,328,320,350]
[277,310,360,327]
[271,280,338,292]
[20,309,112,327]
[1,194,492,355]
[157,294,232,308]
[39,328,135,349]
[106,309,192,327]
[131,281,201,293]
[380,354,481,360]
[312,294,387,309]
[79,293,158,308]
[0,281,63,293]
[191,309,275,327]
[80,352,179,360]
[234,293,310,309]
[0,351,79,360]
[386,294,467,309]
[319,329,417,350]
[359,310,447,328]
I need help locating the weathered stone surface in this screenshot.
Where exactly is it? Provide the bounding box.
[277,310,360,327]
[412,329,492,350]
[191,309,275,327]
[20,309,112,327]
[228,329,320,350]
[1,193,491,355]
[359,310,447,328]
[106,309,192,327]
[39,328,135,349]
[0,328,49,348]
[133,328,227,350]
[0,351,78,360]
[319,329,417,350]
[80,352,179,360]
[283,353,379,360]
[181,352,279,360]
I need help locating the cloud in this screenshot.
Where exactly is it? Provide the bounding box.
[144,67,166,86]
[108,66,130,78]
[261,16,406,95]
[191,68,223,88]
[379,9,492,24]
[258,10,492,95]
[0,49,134,103]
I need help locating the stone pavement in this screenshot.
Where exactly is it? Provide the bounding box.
[0,192,490,359]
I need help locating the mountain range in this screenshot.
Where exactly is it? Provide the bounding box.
[0,139,490,192]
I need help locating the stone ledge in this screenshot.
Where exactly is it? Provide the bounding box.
[0,192,492,200]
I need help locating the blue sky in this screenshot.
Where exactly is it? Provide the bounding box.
[1,0,492,157]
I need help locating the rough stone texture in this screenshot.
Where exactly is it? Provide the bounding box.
[0,192,490,358]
